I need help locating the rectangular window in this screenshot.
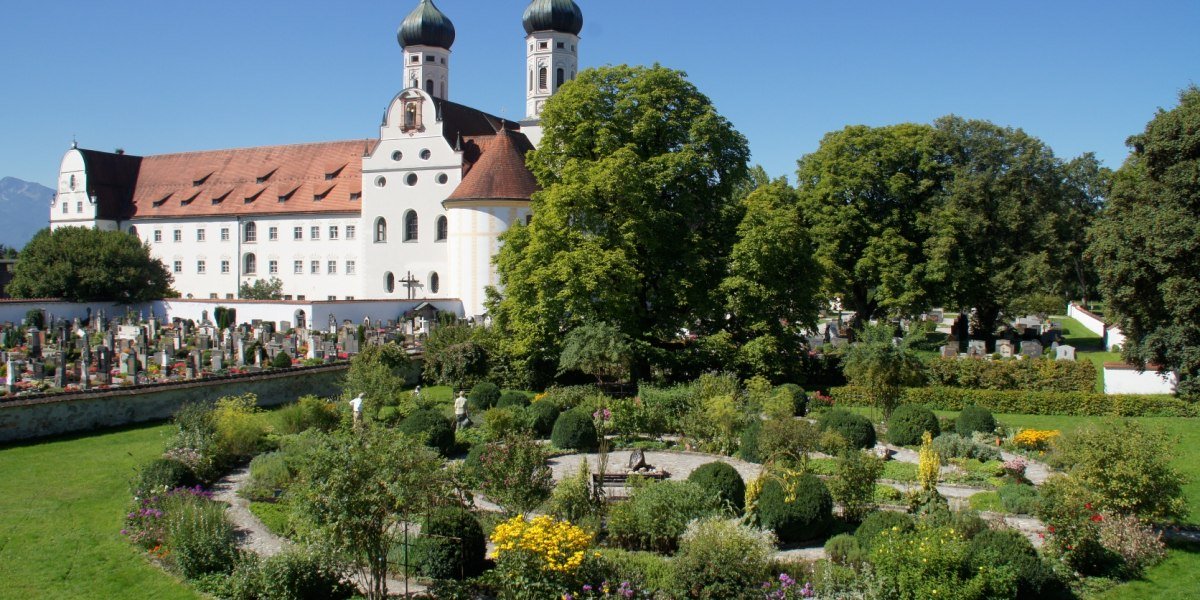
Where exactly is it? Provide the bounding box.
[173,230,182,242]
[76,201,83,213]
[327,260,337,274]
[221,260,230,274]
[283,295,292,300]
[268,226,279,241]
[310,226,320,240]
[557,42,565,49]
[62,202,68,214]
[329,226,339,240]
[426,55,435,62]
[297,295,306,301]
[538,41,548,49]
[346,260,356,275]
[197,260,206,274]
[220,228,230,241]
[154,230,162,243]
[410,55,420,64]
[226,293,234,299]
[294,260,303,274]
[346,225,356,240]
[310,260,320,274]
[173,260,182,273]
[328,295,337,301]
[294,226,303,240]
[196,229,206,242]
[269,260,279,274]
[345,296,355,300]
[209,293,218,299]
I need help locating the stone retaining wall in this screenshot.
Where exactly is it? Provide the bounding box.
[0,364,348,444]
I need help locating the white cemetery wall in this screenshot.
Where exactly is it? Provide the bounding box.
[1106,326,1126,352]
[308,299,464,327]
[1103,363,1177,395]
[1068,302,1106,337]
[0,300,155,326]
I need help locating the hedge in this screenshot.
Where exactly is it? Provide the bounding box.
[829,386,1198,418]
[923,356,1096,392]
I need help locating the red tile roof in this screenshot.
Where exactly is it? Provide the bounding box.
[81,140,378,220]
[447,129,539,202]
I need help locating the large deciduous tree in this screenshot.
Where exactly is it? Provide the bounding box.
[721,179,823,381]
[1088,87,1200,399]
[489,65,749,382]
[6,227,174,302]
[924,116,1073,338]
[795,124,945,326]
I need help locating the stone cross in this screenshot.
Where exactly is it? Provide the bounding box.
[400,271,421,300]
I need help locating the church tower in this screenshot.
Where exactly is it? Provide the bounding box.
[398,0,455,99]
[522,0,584,123]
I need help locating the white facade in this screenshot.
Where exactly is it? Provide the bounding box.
[1104,364,1178,395]
[47,1,581,318]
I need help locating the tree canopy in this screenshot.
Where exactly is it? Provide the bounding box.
[796,123,945,325]
[239,277,284,300]
[1088,86,1200,399]
[6,226,174,302]
[488,64,749,382]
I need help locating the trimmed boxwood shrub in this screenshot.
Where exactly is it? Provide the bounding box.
[965,529,1060,599]
[550,409,598,451]
[854,511,915,549]
[956,404,996,436]
[414,508,487,580]
[257,548,356,600]
[136,458,200,495]
[816,409,876,450]
[738,420,762,463]
[824,533,864,565]
[497,391,530,409]
[829,386,1199,418]
[775,383,808,416]
[526,401,561,438]
[924,355,1096,392]
[608,481,721,552]
[886,404,940,446]
[468,382,501,411]
[270,352,293,369]
[398,409,455,457]
[754,474,833,543]
[687,461,746,515]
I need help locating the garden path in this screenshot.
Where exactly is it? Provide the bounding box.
[212,467,427,597]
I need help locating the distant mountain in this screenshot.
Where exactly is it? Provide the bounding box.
[0,177,52,249]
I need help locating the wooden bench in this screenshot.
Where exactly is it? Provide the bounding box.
[592,471,670,487]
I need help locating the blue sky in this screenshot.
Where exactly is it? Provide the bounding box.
[2,0,1198,188]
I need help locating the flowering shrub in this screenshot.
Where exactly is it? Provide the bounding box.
[1000,457,1027,482]
[476,434,554,514]
[491,515,594,590]
[1011,429,1059,451]
[123,485,213,551]
[917,431,940,492]
[870,525,1013,600]
[1096,512,1167,577]
[760,573,816,599]
[672,517,776,599]
[567,580,643,599]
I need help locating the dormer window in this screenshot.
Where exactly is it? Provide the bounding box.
[192,172,212,186]
[256,169,276,184]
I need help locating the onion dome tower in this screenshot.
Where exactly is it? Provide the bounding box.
[522,0,583,121]
[398,0,455,99]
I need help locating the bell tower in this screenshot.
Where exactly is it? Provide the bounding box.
[522,0,584,121]
[398,0,455,99]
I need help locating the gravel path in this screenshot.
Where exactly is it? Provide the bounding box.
[211,467,426,597]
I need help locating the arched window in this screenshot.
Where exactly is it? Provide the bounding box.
[435,215,448,241]
[244,221,257,243]
[404,210,418,242]
[384,272,395,294]
[556,68,565,89]
[243,253,257,274]
[539,67,548,90]
[425,79,434,95]
[430,272,440,294]
[374,217,387,242]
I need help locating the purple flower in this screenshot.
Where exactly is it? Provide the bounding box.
[583,585,593,592]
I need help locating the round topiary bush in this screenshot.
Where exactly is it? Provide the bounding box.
[886,404,940,446]
[136,458,200,494]
[398,409,455,457]
[497,391,530,409]
[754,474,833,543]
[414,508,487,580]
[270,352,293,369]
[854,511,915,549]
[816,409,876,450]
[687,461,746,515]
[468,382,501,411]
[956,404,997,437]
[550,409,598,451]
[526,401,561,438]
[824,533,864,566]
[775,383,808,416]
[257,548,357,599]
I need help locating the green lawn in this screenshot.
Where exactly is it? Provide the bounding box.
[0,424,199,600]
[1055,315,1123,393]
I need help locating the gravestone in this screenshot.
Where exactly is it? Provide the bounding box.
[211,352,223,372]
[53,358,66,388]
[32,360,45,383]
[344,337,360,355]
[1020,341,1043,359]
[117,325,140,341]
[197,335,210,351]
[967,340,988,358]
[940,345,958,359]
[1055,344,1076,361]
[279,321,292,334]
[997,339,1015,358]
[4,359,15,390]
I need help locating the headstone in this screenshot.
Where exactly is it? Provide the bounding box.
[344,337,360,355]
[197,335,210,351]
[32,360,45,383]
[211,352,223,372]
[53,358,66,388]
[4,359,15,390]
[159,350,169,369]
[126,354,139,377]
[328,314,337,335]
[278,321,292,334]
[236,337,246,366]
[940,345,958,359]
[997,340,1015,358]
[1020,341,1043,359]
[967,340,988,358]
[1055,344,1076,361]
[117,325,140,341]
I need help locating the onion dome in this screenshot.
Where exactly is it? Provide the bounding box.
[398,0,456,49]
[522,0,584,36]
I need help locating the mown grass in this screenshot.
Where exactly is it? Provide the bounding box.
[0,424,199,600]
[1055,315,1124,393]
